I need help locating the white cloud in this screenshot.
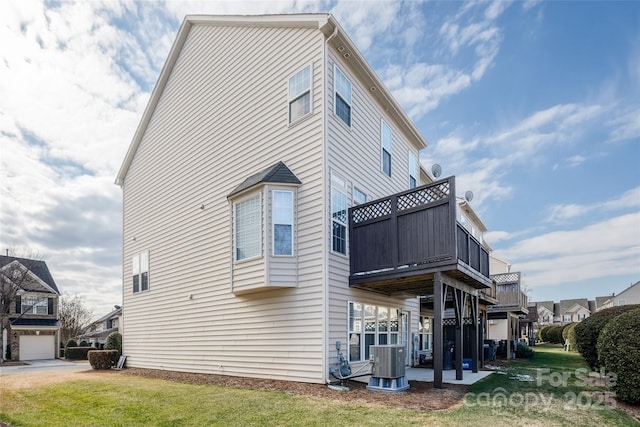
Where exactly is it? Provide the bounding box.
[545,186,640,223]
[496,212,640,287]
[567,155,586,167]
[608,106,640,142]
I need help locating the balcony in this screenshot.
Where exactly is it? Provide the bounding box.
[487,272,529,315]
[348,177,492,296]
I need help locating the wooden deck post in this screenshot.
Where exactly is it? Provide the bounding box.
[454,288,464,381]
[471,294,479,373]
[433,272,443,389]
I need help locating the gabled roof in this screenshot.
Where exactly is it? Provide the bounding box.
[615,280,640,298]
[228,161,301,198]
[92,306,122,325]
[115,14,428,186]
[0,256,60,294]
[559,298,589,314]
[536,301,554,313]
[595,295,613,309]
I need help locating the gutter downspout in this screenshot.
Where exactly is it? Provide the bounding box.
[322,20,338,385]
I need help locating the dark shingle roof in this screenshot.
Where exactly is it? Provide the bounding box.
[0,256,60,294]
[10,318,60,327]
[228,161,301,197]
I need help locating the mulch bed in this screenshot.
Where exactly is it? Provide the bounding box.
[118,368,469,411]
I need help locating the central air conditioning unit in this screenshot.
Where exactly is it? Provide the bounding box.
[367,345,409,392]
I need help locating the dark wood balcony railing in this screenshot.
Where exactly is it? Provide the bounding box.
[348,177,491,292]
[488,272,529,314]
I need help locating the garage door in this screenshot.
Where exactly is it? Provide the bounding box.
[19,335,55,360]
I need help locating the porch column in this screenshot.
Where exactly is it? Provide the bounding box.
[433,272,443,389]
[471,294,479,373]
[454,288,464,381]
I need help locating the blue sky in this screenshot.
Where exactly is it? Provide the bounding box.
[0,0,638,316]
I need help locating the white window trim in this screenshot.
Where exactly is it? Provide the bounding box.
[381,120,392,177]
[348,301,401,362]
[408,152,418,188]
[334,65,352,127]
[352,187,367,205]
[234,192,263,262]
[331,173,348,256]
[272,190,294,257]
[288,64,313,124]
[132,250,150,293]
[21,295,48,315]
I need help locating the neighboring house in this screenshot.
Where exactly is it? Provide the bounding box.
[486,256,528,356]
[557,298,590,323]
[536,301,555,326]
[80,305,122,348]
[115,14,494,388]
[0,256,60,361]
[599,281,640,310]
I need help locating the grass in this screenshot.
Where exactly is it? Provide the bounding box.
[1,345,637,427]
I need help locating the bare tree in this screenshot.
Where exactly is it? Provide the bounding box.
[59,294,93,345]
[0,250,43,362]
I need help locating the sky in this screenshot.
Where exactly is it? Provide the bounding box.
[1,0,638,317]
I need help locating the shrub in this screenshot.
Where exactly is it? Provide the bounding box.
[546,325,565,344]
[516,342,534,359]
[566,323,579,351]
[65,346,97,360]
[596,308,640,404]
[79,340,89,347]
[66,339,78,348]
[562,323,576,341]
[104,332,122,356]
[539,326,551,343]
[574,304,640,370]
[88,350,119,370]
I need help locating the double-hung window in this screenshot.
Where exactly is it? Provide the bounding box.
[20,296,48,314]
[381,121,392,177]
[408,152,418,188]
[331,175,348,255]
[288,65,312,123]
[334,66,352,126]
[132,250,149,293]
[272,190,293,256]
[235,194,262,261]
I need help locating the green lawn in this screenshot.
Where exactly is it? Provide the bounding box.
[1,345,637,427]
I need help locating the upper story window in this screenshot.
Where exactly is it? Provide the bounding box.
[288,65,312,123]
[20,295,49,315]
[353,187,367,205]
[334,66,352,127]
[273,190,294,256]
[408,152,418,188]
[331,174,348,255]
[132,250,149,293]
[235,194,262,261]
[381,121,392,177]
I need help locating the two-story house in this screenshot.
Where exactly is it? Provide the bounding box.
[81,305,122,348]
[116,14,493,389]
[0,256,60,361]
[486,256,528,357]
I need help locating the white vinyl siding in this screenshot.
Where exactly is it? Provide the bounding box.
[326,47,421,373]
[121,23,325,383]
[288,64,312,123]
